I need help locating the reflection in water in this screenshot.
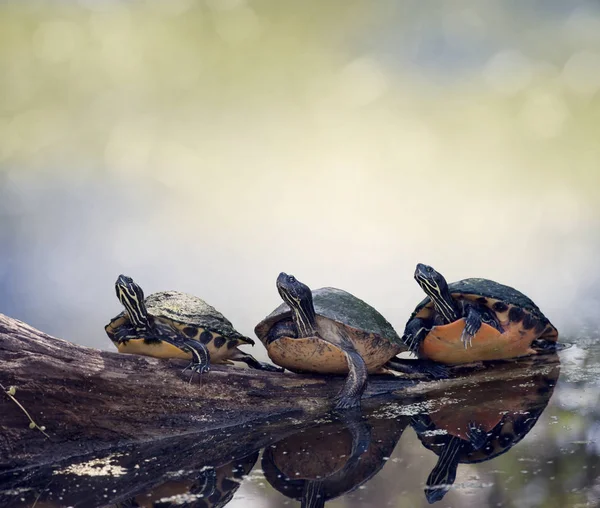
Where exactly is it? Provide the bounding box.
[113,451,259,508]
[262,410,408,507]
[411,355,560,503]
[0,355,574,507]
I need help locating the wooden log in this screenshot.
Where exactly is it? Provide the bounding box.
[0,314,561,507]
[0,314,559,469]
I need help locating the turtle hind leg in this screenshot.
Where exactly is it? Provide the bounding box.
[385,358,450,380]
[230,349,284,372]
[340,410,372,456]
[461,306,483,349]
[333,349,368,410]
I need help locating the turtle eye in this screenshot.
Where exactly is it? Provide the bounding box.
[427,266,433,273]
[288,275,296,283]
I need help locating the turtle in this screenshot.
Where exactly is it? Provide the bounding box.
[402,263,559,364]
[106,274,281,375]
[254,272,447,410]
[262,408,408,508]
[411,356,559,503]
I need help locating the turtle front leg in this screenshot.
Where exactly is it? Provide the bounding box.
[461,306,483,349]
[265,319,297,345]
[112,327,133,345]
[466,421,488,450]
[192,466,217,499]
[402,318,432,354]
[180,340,211,375]
[230,349,284,372]
[333,348,368,410]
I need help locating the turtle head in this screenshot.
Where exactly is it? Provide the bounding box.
[115,275,149,329]
[276,272,316,337]
[414,264,458,323]
[414,264,448,294]
[424,441,460,504]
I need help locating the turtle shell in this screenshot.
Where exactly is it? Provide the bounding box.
[408,278,558,341]
[270,421,354,480]
[262,413,408,504]
[108,290,252,343]
[255,287,401,344]
[255,287,404,374]
[144,291,252,341]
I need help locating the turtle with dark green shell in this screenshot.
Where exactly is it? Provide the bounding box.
[262,409,408,508]
[402,263,558,364]
[106,275,281,375]
[255,272,447,410]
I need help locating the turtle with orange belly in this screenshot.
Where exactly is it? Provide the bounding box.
[402,263,558,364]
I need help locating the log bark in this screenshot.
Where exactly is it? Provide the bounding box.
[0,314,561,507]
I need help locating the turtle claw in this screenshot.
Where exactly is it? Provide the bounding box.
[406,335,419,353]
[462,307,483,349]
[182,362,210,375]
[423,362,450,380]
[195,466,217,499]
[257,362,284,373]
[460,329,473,349]
[182,362,210,384]
[466,421,487,450]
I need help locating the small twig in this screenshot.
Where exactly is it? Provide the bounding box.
[0,382,50,439]
[31,478,53,508]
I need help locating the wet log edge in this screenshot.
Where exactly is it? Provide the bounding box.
[0,313,559,469]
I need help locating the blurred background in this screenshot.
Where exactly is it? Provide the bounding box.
[1,0,599,351]
[1,1,600,507]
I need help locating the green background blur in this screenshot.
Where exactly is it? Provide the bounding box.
[1,2,600,507]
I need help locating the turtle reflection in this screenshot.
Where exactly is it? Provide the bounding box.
[262,409,408,507]
[411,355,560,504]
[114,450,259,508]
